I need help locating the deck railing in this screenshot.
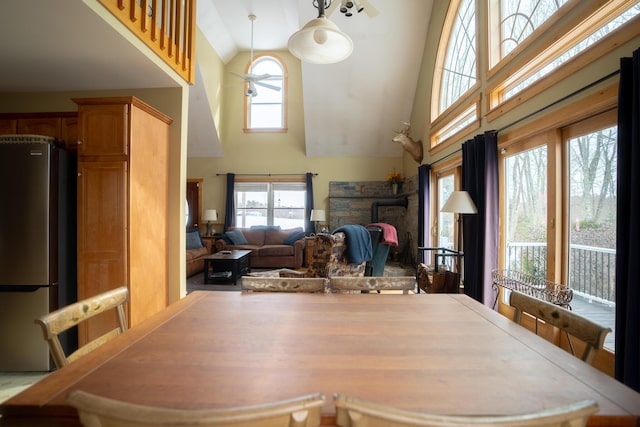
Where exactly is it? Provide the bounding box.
[98,0,195,84]
[506,242,616,304]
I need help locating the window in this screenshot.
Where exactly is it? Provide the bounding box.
[488,0,640,111]
[234,181,306,229]
[245,55,286,131]
[430,0,479,150]
[499,111,617,351]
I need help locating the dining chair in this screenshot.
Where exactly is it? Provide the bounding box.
[241,276,327,293]
[333,393,598,427]
[34,286,128,369]
[67,390,325,427]
[330,276,416,294]
[508,290,611,365]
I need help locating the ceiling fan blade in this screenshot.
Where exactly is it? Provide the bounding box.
[247,73,272,81]
[361,0,379,17]
[229,71,248,81]
[325,0,339,16]
[254,81,281,91]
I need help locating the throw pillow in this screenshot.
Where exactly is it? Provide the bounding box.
[186,229,203,250]
[284,229,306,245]
[226,229,248,245]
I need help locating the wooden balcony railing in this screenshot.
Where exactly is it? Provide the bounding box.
[98,0,195,84]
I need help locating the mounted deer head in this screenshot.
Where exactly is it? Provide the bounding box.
[392,122,423,163]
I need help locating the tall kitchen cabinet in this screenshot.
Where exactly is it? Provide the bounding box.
[73,97,172,345]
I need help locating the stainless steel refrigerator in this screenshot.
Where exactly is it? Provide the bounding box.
[0,135,76,371]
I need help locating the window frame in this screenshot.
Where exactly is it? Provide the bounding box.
[243,54,288,133]
[234,178,307,229]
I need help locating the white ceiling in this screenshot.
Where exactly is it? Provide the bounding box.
[0,0,432,159]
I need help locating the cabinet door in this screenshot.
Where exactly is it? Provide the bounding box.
[17,117,61,138]
[77,161,128,344]
[77,104,128,157]
[0,119,17,134]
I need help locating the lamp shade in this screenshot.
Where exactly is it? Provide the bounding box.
[203,209,218,221]
[440,191,478,214]
[288,17,353,64]
[310,209,326,222]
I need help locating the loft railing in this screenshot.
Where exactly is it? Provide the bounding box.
[506,242,616,304]
[98,0,195,84]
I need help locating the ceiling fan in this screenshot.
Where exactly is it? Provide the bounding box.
[229,14,281,98]
[326,0,379,18]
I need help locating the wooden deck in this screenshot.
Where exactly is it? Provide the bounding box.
[570,293,616,351]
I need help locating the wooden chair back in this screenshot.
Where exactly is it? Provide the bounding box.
[333,393,598,427]
[330,277,416,294]
[35,286,128,369]
[241,276,327,293]
[508,290,611,364]
[68,390,325,427]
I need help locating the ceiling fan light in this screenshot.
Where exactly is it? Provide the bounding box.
[288,17,353,64]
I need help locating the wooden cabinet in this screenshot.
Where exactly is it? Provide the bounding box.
[74,97,172,345]
[0,113,78,149]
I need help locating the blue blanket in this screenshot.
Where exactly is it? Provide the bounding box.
[333,224,373,264]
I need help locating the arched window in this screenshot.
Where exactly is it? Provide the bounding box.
[245,55,287,132]
[430,0,480,150]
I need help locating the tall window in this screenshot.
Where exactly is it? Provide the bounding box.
[245,56,286,131]
[234,181,306,229]
[499,112,617,351]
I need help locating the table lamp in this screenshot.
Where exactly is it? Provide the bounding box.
[440,191,477,271]
[310,209,326,234]
[203,209,218,236]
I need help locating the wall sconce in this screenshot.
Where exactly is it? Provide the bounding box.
[202,209,218,236]
[310,209,326,234]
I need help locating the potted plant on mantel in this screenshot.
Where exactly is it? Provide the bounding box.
[386,170,405,195]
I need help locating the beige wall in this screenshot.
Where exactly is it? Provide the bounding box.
[187,44,403,226]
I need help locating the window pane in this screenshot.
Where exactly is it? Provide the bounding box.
[437,175,455,250]
[250,104,283,128]
[500,0,569,58]
[248,57,284,130]
[505,3,640,100]
[440,0,477,114]
[567,126,616,351]
[504,145,548,276]
[234,182,306,229]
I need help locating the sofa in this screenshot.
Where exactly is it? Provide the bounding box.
[186,228,213,277]
[215,226,306,269]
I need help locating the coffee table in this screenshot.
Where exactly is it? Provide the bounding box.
[203,250,251,285]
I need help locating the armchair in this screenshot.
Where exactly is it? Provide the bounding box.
[281,232,366,279]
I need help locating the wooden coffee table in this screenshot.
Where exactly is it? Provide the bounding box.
[203,250,251,285]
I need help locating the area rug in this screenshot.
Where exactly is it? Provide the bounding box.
[186,273,242,293]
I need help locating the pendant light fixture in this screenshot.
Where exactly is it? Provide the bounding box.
[288,0,353,64]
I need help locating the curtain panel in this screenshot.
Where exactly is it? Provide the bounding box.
[615,47,640,391]
[418,164,431,263]
[223,173,235,232]
[305,172,315,235]
[461,131,499,306]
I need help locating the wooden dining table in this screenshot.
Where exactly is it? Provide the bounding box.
[2,291,639,426]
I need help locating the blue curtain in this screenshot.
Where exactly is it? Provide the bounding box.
[461,131,499,305]
[223,173,235,232]
[615,48,640,391]
[305,172,315,235]
[418,164,431,263]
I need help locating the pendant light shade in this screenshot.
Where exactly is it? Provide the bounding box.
[288,16,353,64]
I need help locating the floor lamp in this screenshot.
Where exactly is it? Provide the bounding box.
[441,191,477,274]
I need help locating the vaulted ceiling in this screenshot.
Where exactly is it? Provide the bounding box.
[0,0,433,159]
